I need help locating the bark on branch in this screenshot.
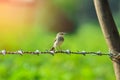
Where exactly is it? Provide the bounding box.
[93,0,120,80]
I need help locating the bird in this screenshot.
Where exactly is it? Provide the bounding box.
[50,32,66,51]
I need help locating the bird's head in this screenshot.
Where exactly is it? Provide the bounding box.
[57,32,66,37]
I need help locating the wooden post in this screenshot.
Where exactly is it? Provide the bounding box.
[93,0,120,80]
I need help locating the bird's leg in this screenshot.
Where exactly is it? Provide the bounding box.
[55,47,58,51]
[56,47,60,51]
[58,46,62,52]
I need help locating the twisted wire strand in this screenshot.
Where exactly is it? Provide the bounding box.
[0,49,112,56]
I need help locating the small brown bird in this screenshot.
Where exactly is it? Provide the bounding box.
[50,32,66,51]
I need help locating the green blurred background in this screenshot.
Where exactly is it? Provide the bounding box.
[0,0,120,80]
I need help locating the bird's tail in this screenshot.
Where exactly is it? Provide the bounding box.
[50,47,55,51]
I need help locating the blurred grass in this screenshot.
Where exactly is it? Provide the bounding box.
[0,23,116,80]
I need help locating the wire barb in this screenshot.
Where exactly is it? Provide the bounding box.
[17,50,23,56]
[81,51,86,56]
[65,49,71,54]
[34,50,40,56]
[49,51,55,56]
[1,50,6,55]
[96,51,102,56]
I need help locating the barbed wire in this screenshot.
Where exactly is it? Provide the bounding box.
[0,49,112,56]
[0,49,120,63]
